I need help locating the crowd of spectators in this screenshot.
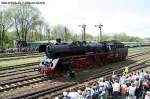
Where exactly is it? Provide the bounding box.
[55,69,150,99]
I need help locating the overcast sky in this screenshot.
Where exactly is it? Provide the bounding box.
[0,0,150,38]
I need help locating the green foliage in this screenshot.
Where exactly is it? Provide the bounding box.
[51,25,73,41]
[112,33,141,42]
[101,33,141,42]
[3,32,15,48]
[0,7,13,48]
[4,4,44,41]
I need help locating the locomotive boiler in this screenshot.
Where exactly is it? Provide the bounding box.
[38,40,128,77]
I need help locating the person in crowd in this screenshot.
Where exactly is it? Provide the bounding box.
[112,80,120,99]
[60,69,149,99]
[92,83,100,99]
[139,70,144,90]
[98,78,106,99]
[139,70,145,82]
[121,82,128,99]
[55,97,59,99]
[134,78,140,99]
[145,91,150,99]
[112,71,117,81]
[99,79,107,99]
[123,66,129,74]
[82,86,87,98]
[105,79,113,98]
[120,74,126,85]
[85,87,92,99]
[77,90,84,99]
[128,83,136,99]
[125,75,132,87]
[62,91,71,99]
[144,71,149,78]
[68,90,84,99]
[132,72,138,82]
[82,83,94,99]
[142,79,150,99]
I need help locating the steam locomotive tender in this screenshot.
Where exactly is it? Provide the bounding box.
[38,40,128,77]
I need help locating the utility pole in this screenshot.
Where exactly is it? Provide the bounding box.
[64,27,67,41]
[79,24,86,41]
[94,23,103,42]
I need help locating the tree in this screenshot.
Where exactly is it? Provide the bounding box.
[51,24,72,41]
[7,4,44,41]
[112,33,141,42]
[44,23,51,42]
[0,7,13,48]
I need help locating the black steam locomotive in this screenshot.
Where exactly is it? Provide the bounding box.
[38,40,128,77]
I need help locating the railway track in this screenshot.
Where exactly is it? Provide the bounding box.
[0,52,145,81]
[0,67,38,78]
[0,62,39,71]
[0,50,147,80]
[0,66,37,76]
[0,74,45,92]
[9,56,150,99]
[0,49,149,72]
[128,50,150,58]
[0,51,150,99]
[0,54,42,62]
[0,65,117,93]
[0,50,148,80]
[0,52,40,58]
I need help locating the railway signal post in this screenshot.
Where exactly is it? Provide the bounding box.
[95,23,103,42]
[79,24,86,41]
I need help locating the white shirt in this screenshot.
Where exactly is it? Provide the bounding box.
[145,95,150,99]
[113,82,120,92]
[98,81,105,91]
[120,77,125,85]
[139,72,144,80]
[144,72,148,78]
[132,75,138,81]
[68,92,84,99]
[128,86,136,95]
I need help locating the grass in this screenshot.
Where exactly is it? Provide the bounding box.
[0,56,42,67]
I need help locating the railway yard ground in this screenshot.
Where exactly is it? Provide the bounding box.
[0,46,150,99]
[144,66,150,72]
[0,53,43,67]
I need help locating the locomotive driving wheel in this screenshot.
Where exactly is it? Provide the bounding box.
[66,68,75,79]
